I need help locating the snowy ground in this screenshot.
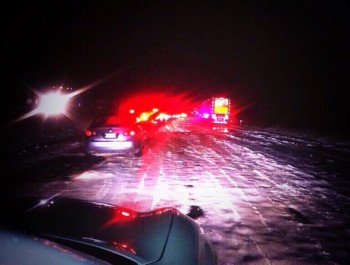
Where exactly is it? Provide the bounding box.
[2,117,350,265]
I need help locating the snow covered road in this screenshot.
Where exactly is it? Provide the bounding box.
[2,118,350,264]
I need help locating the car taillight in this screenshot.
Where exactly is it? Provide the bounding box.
[85,129,96,137]
[123,130,136,136]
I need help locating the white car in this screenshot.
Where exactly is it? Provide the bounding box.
[83,115,148,157]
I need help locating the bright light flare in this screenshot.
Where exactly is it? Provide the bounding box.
[157,113,171,121]
[15,89,78,122]
[36,91,70,116]
[14,73,120,123]
[203,113,210,119]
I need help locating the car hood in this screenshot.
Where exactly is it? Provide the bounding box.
[0,196,176,264]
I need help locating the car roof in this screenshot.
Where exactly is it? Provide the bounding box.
[0,196,176,264]
[0,228,112,265]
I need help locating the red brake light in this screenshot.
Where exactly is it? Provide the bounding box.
[123,130,136,136]
[85,129,92,137]
[85,129,96,137]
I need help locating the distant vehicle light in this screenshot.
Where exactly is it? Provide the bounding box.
[171,113,187,118]
[214,98,229,106]
[36,91,70,116]
[138,112,153,122]
[157,113,171,121]
[203,113,210,119]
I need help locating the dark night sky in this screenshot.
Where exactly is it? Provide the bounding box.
[2,1,349,134]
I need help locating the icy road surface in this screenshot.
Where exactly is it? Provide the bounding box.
[2,118,350,265]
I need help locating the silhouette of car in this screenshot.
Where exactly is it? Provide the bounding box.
[0,195,217,265]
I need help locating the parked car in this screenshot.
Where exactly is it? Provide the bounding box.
[83,115,147,156]
[0,195,217,265]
